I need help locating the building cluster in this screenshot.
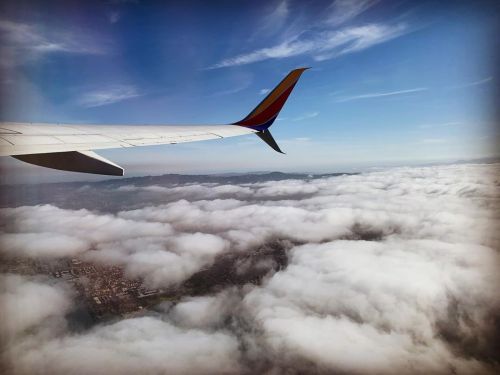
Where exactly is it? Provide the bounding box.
[1,256,165,322]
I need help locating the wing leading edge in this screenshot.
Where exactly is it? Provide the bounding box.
[0,68,308,175]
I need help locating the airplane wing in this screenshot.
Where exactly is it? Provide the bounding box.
[0,68,309,176]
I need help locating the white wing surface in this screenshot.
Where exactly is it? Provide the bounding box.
[0,122,255,156]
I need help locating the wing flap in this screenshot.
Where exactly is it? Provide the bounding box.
[13,150,124,176]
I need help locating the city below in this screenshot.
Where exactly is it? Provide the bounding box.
[0,239,289,324]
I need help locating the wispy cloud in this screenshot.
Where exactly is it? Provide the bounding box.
[78,85,141,108]
[108,0,139,3]
[421,138,448,144]
[259,88,271,95]
[0,19,105,66]
[208,80,252,97]
[418,121,460,129]
[293,111,319,121]
[313,23,408,61]
[108,11,121,24]
[253,0,289,36]
[325,0,379,27]
[450,77,493,89]
[279,136,313,144]
[210,23,409,68]
[335,87,427,102]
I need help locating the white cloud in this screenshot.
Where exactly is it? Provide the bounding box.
[1,163,499,373]
[254,0,290,36]
[292,111,319,121]
[108,11,121,24]
[210,23,409,68]
[1,232,88,258]
[210,37,312,68]
[1,276,241,375]
[90,232,229,286]
[243,239,500,373]
[418,122,460,129]
[315,23,409,60]
[450,77,494,89]
[325,0,379,27]
[208,82,251,97]
[0,19,105,67]
[1,204,173,256]
[421,138,448,144]
[78,85,141,107]
[335,87,428,102]
[0,205,231,288]
[21,317,240,375]
[167,288,240,329]
[0,274,73,340]
[259,88,271,95]
[108,0,139,3]
[117,183,255,200]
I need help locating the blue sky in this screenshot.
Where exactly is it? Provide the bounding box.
[0,0,498,183]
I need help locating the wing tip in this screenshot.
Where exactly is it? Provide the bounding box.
[234,67,310,130]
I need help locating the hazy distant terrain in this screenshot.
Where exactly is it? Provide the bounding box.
[0,172,353,211]
[1,163,499,374]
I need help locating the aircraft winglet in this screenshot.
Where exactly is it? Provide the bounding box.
[257,129,285,154]
[233,67,309,153]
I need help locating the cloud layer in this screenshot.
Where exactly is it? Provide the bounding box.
[1,163,499,374]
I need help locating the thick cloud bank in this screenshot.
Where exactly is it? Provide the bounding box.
[0,274,240,375]
[1,163,499,374]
